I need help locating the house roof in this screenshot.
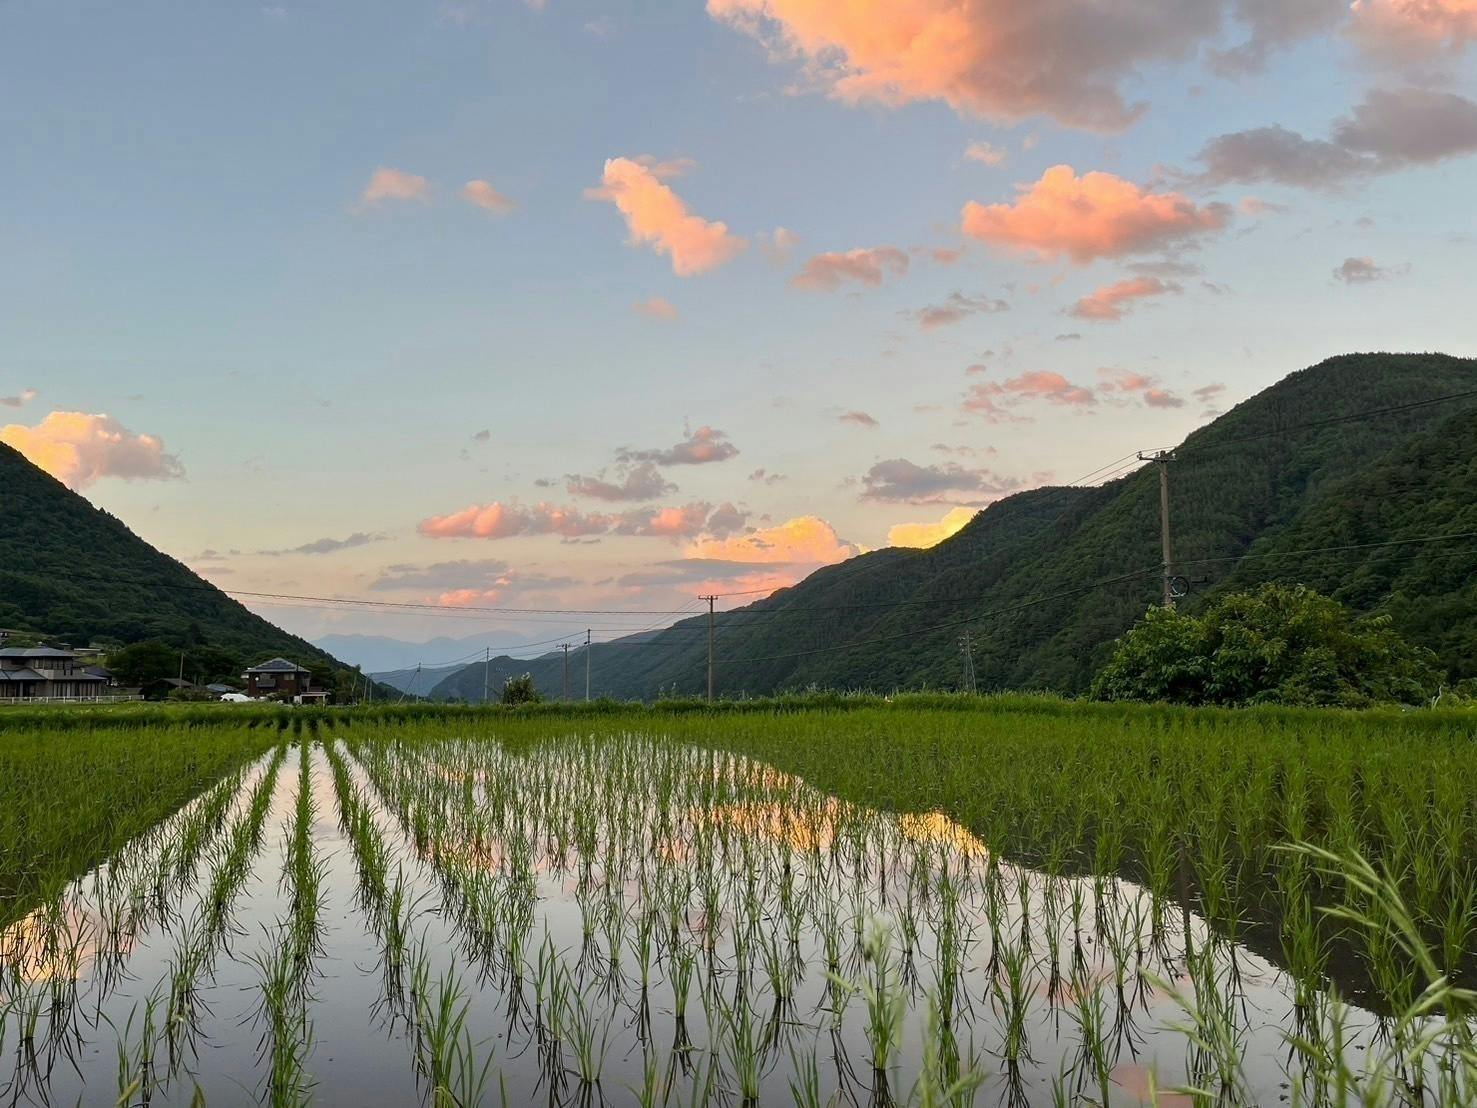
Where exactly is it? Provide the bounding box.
[0,668,44,681]
[245,657,311,674]
[205,683,237,693]
[0,647,76,659]
[83,665,113,678]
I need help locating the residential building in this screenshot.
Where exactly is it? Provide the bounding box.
[243,657,326,703]
[0,647,115,701]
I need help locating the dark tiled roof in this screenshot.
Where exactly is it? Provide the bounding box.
[245,657,311,674]
[0,668,44,681]
[0,647,76,659]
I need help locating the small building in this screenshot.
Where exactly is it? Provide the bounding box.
[205,682,239,696]
[0,647,113,701]
[242,657,317,701]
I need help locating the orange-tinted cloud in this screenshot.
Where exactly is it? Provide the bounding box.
[634,295,679,320]
[962,166,1230,263]
[707,0,1222,131]
[587,157,746,276]
[887,507,976,548]
[791,246,908,290]
[360,167,431,206]
[0,411,184,490]
[1350,0,1477,60]
[1069,276,1181,321]
[461,179,516,214]
[685,515,860,564]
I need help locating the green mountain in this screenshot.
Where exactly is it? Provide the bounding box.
[431,352,1477,702]
[0,442,353,673]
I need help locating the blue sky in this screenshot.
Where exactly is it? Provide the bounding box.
[4,0,1475,652]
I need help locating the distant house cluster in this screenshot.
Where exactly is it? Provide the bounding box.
[0,633,332,705]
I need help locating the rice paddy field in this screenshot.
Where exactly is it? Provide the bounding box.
[2,696,1476,1107]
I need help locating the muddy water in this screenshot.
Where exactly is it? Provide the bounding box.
[0,734,1407,1106]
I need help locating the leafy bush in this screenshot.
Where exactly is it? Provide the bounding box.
[501,673,543,706]
[1091,583,1440,708]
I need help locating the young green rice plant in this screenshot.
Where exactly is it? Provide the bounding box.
[251,939,313,1108]
[561,976,612,1087]
[990,931,1037,1072]
[718,990,764,1104]
[412,961,496,1108]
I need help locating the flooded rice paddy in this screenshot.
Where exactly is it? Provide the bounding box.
[1,720,1472,1106]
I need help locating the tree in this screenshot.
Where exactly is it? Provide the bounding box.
[1091,584,1440,708]
[501,673,543,706]
[107,640,181,690]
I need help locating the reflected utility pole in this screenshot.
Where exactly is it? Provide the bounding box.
[699,594,717,701]
[584,629,591,701]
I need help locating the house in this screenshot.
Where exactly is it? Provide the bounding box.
[0,647,115,702]
[242,657,326,703]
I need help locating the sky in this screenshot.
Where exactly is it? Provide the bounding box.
[4,0,1476,659]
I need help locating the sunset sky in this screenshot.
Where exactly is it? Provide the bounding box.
[4,0,1476,654]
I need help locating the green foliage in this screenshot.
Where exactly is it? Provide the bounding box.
[1091,583,1440,707]
[500,672,542,706]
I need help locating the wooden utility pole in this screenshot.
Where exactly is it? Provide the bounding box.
[584,629,591,702]
[699,595,717,701]
[561,642,571,702]
[1138,450,1177,607]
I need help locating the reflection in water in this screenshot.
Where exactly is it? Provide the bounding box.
[0,731,1459,1107]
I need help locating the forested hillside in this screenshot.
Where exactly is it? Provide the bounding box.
[432,352,1477,701]
[0,442,347,668]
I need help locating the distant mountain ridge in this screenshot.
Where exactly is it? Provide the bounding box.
[430,352,1477,702]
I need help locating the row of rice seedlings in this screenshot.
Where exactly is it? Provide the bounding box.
[251,742,327,1107]
[200,744,290,953]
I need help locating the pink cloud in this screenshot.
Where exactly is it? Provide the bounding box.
[0,411,184,490]
[419,499,745,542]
[706,0,1222,131]
[359,167,431,207]
[461,179,516,214]
[419,501,610,540]
[1350,0,1477,60]
[587,157,746,276]
[965,141,1008,166]
[839,410,879,427]
[634,295,679,320]
[1069,275,1181,321]
[1098,369,1186,408]
[791,246,909,290]
[962,165,1231,263]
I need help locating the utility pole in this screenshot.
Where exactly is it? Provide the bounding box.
[483,647,490,705]
[561,643,571,702]
[1138,450,1178,607]
[178,651,185,682]
[699,595,717,701]
[584,629,591,701]
[958,630,977,694]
